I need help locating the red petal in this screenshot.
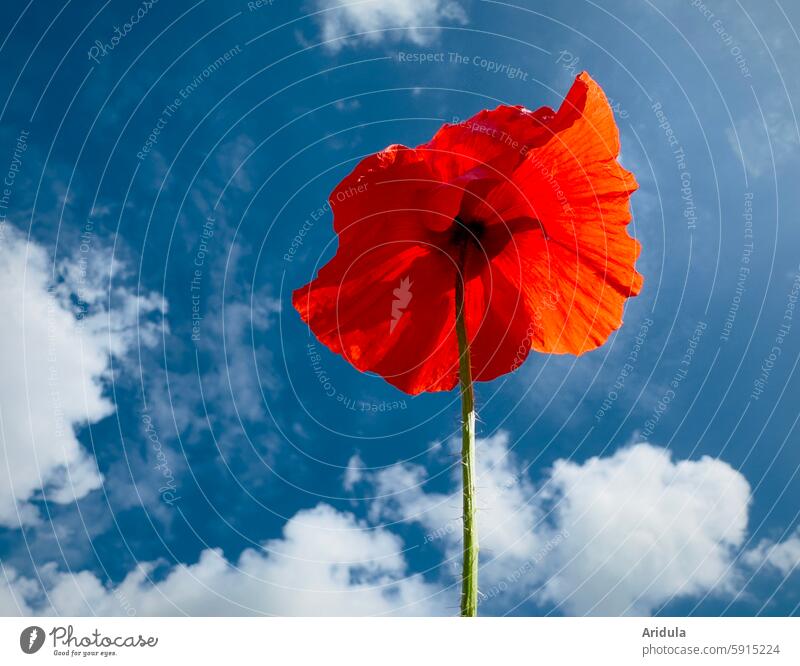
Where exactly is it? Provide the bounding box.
[486,72,642,355]
[421,105,554,183]
[331,143,464,238]
[293,144,464,394]
[462,244,540,382]
[293,242,458,394]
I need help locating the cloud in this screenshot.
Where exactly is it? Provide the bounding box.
[368,432,542,580]
[1,504,446,616]
[334,99,362,112]
[4,421,783,617]
[535,444,749,615]
[0,227,164,528]
[312,0,467,52]
[147,289,281,454]
[742,528,800,577]
[364,433,752,615]
[163,287,281,435]
[726,107,799,179]
[343,452,365,491]
[215,136,256,194]
[143,235,281,450]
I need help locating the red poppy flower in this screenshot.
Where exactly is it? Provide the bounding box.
[293,72,642,395]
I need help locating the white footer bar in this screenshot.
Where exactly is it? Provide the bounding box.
[1,617,797,665]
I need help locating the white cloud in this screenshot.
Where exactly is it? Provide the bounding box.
[143,282,281,452]
[0,227,164,527]
[215,135,255,193]
[742,527,800,577]
[334,99,362,112]
[201,292,282,424]
[312,0,467,52]
[726,108,799,179]
[365,434,752,615]
[1,504,446,616]
[3,420,782,616]
[343,452,365,491]
[368,432,542,584]
[536,445,750,615]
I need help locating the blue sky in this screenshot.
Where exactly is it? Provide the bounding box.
[1,0,799,616]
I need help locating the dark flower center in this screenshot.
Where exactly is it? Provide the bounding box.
[451,216,486,249]
[445,215,541,274]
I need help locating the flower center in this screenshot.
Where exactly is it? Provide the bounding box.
[451,216,486,249]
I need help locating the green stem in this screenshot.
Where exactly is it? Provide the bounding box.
[455,268,478,617]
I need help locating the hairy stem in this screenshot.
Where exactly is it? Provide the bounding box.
[455,268,478,617]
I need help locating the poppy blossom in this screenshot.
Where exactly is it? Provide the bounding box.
[293,72,642,395]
